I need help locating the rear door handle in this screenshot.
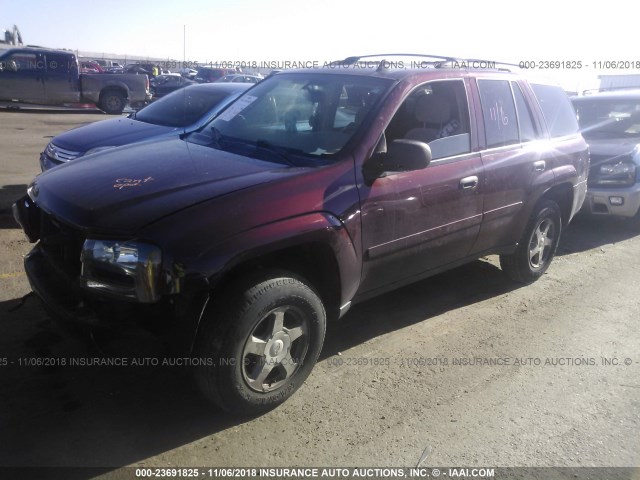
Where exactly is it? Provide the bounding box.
[460,176,478,190]
[533,160,546,172]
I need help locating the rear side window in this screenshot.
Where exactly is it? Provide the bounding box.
[531,84,579,137]
[478,79,519,148]
[46,54,72,74]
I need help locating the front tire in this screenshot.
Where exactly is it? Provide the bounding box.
[194,271,326,415]
[500,200,562,284]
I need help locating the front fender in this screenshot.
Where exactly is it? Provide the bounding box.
[198,211,360,306]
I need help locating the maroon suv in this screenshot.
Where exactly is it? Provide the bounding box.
[13,55,589,415]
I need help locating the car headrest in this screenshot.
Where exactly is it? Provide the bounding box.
[414,95,451,124]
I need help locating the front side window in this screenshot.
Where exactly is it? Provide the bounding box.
[478,79,519,148]
[384,79,471,160]
[206,73,390,160]
[1,52,39,72]
[531,84,579,138]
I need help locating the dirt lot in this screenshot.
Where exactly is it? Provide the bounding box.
[0,111,639,477]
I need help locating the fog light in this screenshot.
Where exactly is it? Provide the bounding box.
[609,196,624,206]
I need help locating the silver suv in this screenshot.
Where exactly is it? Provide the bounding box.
[572,90,640,224]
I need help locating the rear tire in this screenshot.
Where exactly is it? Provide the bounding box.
[193,270,326,415]
[500,200,562,284]
[99,90,126,114]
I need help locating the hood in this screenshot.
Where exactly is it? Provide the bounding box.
[52,117,178,153]
[585,137,640,162]
[31,138,290,234]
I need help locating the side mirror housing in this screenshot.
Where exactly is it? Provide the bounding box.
[364,139,431,184]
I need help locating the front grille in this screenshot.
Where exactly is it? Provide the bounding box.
[46,142,82,162]
[39,213,86,277]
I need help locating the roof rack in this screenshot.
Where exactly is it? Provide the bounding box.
[463,58,521,72]
[341,53,461,65]
[337,54,521,72]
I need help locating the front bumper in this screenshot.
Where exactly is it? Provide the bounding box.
[582,183,640,218]
[24,244,103,329]
[14,196,207,352]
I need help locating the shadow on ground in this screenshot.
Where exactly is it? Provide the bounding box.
[0,259,517,476]
[0,184,28,222]
[0,211,636,476]
[557,213,639,256]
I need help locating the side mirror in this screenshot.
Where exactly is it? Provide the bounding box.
[364,139,431,184]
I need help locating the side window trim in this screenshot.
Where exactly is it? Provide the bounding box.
[517,80,550,140]
[510,81,539,144]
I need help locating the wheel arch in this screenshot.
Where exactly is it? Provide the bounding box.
[99,82,130,99]
[216,241,343,322]
[187,212,360,350]
[539,182,574,226]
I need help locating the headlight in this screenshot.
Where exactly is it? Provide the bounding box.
[599,162,635,175]
[85,146,116,156]
[80,239,162,302]
[593,161,636,187]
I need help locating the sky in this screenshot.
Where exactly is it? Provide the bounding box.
[3,0,638,91]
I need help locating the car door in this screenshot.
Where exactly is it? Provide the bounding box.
[469,78,551,253]
[358,79,484,294]
[0,51,46,104]
[44,53,80,104]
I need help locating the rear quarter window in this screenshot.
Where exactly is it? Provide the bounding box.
[531,84,579,138]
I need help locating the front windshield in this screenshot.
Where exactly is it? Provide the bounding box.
[574,98,640,139]
[135,85,236,128]
[207,73,391,159]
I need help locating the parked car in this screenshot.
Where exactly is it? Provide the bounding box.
[14,55,588,415]
[180,67,198,79]
[572,90,640,224]
[0,47,151,114]
[106,65,124,74]
[217,73,263,84]
[80,61,104,73]
[150,74,196,98]
[194,66,236,83]
[123,64,151,75]
[93,59,121,69]
[39,82,250,170]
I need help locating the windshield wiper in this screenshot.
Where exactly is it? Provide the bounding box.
[255,140,300,166]
[210,126,225,149]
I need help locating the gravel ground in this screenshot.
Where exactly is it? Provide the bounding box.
[0,111,638,478]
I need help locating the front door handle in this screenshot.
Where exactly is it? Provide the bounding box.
[460,176,478,190]
[533,160,546,172]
